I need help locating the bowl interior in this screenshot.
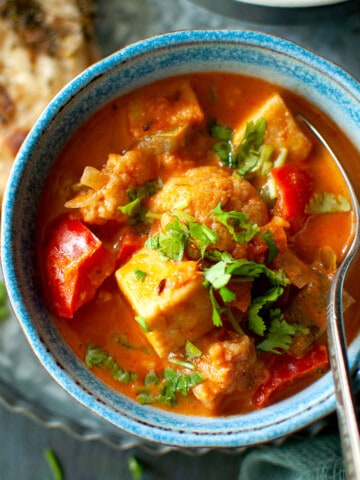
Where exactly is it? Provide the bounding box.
[2,29,360,448]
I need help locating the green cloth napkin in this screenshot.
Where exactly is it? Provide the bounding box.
[238,434,345,480]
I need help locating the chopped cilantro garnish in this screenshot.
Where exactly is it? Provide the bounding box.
[210,123,234,165]
[259,230,279,263]
[118,197,141,217]
[134,269,147,281]
[257,308,309,354]
[203,250,289,332]
[118,178,163,224]
[203,252,289,289]
[113,333,151,354]
[137,368,203,407]
[305,192,351,214]
[148,217,188,261]
[135,316,152,333]
[218,285,236,303]
[169,357,195,369]
[203,259,231,290]
[157,369,203,406]
[248,285,284,336]
[233,118,267,175]
[144,370,160,386]
[212,202,259,243]
[189,221,219,257]
[137,391,153,405]
[146,214,219,261]
[85,344,138,384]
[185,340,202,361]
[208,286,225,327]
[127,178,164,202]
[211,123,233,141]
[211,118,283,181]
[214,140,233,164]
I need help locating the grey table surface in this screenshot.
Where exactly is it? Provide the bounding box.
[1,1,360,479]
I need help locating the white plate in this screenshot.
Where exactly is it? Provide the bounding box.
[238,0,350,7]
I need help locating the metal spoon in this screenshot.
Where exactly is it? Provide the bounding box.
[299,115,360,480]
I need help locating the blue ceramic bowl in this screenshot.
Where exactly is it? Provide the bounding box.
[2,30,360,449]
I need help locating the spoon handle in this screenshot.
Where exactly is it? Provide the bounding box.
[298,114,360,480]
[328,271,360,480]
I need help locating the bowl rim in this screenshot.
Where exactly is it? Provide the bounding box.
[2,29,360,448]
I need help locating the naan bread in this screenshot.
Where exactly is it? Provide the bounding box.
[0,0,95,203]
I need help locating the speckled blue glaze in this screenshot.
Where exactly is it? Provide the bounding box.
[2,30,360,448]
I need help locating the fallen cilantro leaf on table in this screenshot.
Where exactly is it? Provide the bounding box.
[0,281,10,321]
[43,449,64,480]
[128,456,144,480]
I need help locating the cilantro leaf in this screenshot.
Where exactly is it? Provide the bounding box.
[259,230,279,263]
[118,178,163,224]
[257,308,310,354]
[210,123,234,166]
[214,140,233,164]
[169,357,196,369]
[212,203,259,243]
[203,250,289,330]
[205,251,289,287]
[146,214,218,261]
[127,178,163,202]
[157,369,203,406]
[218,285,236,303]
[128,457,144,480]
[118,197,141,217]
[208,286,224,327]
[44,449,64,480]
[248,286,284,336]
[203,260,231,290]
[134,269,147,281]
[185,340,202,361]
[135,316,152,333]
[146,216,189,261]
[189,221,219,257]
[211,118,278,180]
[233,118,267,176]
[85,344,138,384]
[210,123,233,141]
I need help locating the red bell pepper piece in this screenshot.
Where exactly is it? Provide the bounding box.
[271,163,313,232]
[252,343,329,408]
[45,216,116,318]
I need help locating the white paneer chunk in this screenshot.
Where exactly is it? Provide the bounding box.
[232,93,312,162]
[115,248,214,358]
[127,80,204,140]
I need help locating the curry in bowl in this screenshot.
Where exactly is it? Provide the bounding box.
[37,72,356,417]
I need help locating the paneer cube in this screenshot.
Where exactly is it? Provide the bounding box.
[115,247,214,358]
[127,80,204,139]
[232,93,312,162]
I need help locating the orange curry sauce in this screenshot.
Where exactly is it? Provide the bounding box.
[37,73,359,416]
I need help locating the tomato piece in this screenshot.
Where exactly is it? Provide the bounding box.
[271,163,313,232]
[45,216,116,318]
[252,344,329,408]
